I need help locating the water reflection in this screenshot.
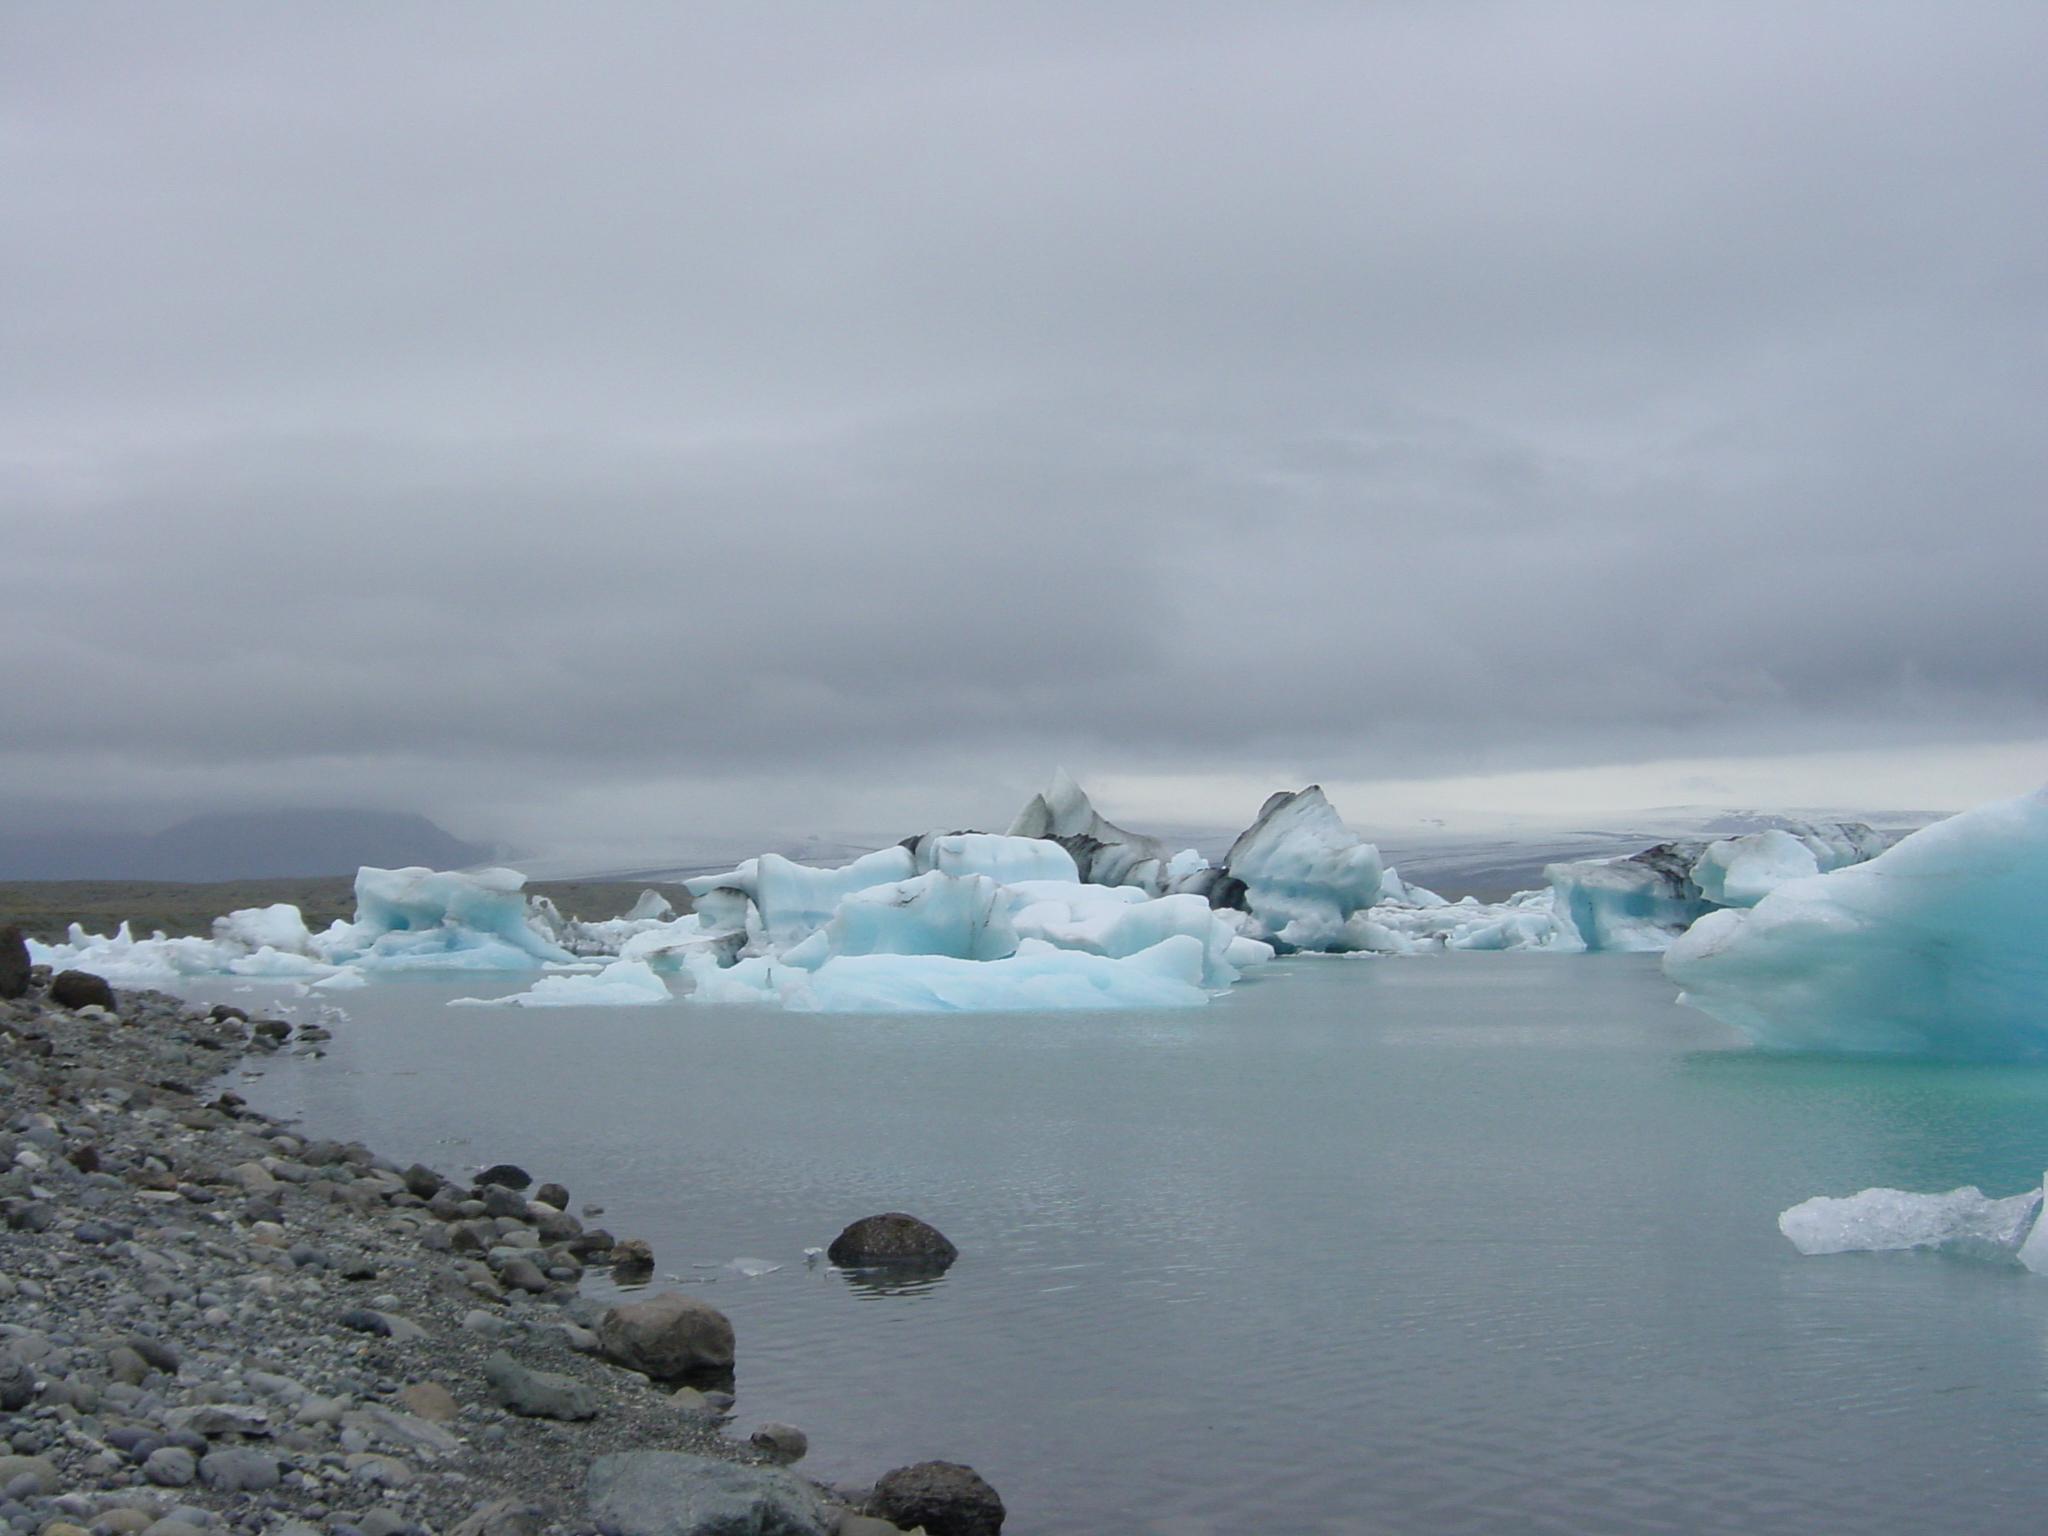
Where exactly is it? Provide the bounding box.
[834,1265,952,1299]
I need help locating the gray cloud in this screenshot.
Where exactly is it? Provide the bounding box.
[3,2,2044,847]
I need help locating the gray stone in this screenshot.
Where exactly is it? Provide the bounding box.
[866,1462,1004,1536]
[0,1355,33,1411]
[825,1214,958,1271]
[0,1456,56,1495]
[142,1521,208,1536]
[749,1422,808,1463]
[124,1334,180,1373]
[143,1445,197,1488]
[584,1450,832,1536]
[0,927,27,1001]
[163,1403,270,1437]
[356,1508,409,1536]
[105,1345,152,1386]
[483,1351,599,1420]
[598,1292,735,1381]
[448,1497,544,1536]
[47,969,116,1011]
[833,1519,908,1536]
[497,1256,549,1295]
[199,1448,280,1492]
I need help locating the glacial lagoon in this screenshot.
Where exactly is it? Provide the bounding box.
[195,954,2048,1536]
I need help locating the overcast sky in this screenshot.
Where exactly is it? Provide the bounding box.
[5,2,2046,862]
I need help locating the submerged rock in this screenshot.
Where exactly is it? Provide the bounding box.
[826,1213,958,1271]
[597,1293,735,1381]
[867,1460,1005,1536]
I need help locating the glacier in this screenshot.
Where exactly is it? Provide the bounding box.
[1664,787,2048,1057]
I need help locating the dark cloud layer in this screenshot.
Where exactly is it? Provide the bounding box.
[3,3,2045,847]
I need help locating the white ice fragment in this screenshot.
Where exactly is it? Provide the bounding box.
[449,959,675,1008]
[727,1258,782,1277]
[1778,1185,2042,1256]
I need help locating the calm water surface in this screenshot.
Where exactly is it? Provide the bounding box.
[189,955,2048,1536]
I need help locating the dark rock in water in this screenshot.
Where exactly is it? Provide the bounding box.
[868,1461,1006,1536]
[748,1422,807,1463]
[0,928,28,1001]
[338,1309,392,1337]
[401,1164,445,1200]
[534,1181,570,1211]
[47,970,116,1012]
[477,1164,531,1191]
[566,1228,616,1258]
[584,1450,831,1536]
[597,1293,735,1381]
[483,1351,598,1420]
[210,1003,249,1024]
[826,1213,958,1271]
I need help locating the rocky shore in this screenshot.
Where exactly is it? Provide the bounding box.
[0,960,1004,1536]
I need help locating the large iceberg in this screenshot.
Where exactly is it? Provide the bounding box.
[1665,787,2048,1057]
[670,828,1272,1010]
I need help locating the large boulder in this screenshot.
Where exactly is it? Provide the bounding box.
[826,1213,958,1271]
[867,1461,1005,1536]
[47,969,116,1012]
[0,927,28,1001]
[597,1293,734,1381]
[584,1450,831,1536]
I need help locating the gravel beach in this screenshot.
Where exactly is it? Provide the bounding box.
[0,962,998,1536]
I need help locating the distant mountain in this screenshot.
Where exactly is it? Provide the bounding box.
[0,810,490,881]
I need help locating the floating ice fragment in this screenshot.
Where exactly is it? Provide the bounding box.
[1778,1185,2042,1257]
[449,959,675,1008]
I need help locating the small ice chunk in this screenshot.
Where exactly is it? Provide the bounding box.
[449,959,675,1008]
[1778,1185,2042,1256]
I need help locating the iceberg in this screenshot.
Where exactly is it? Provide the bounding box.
[27,920,343,987]
[1008,769,1182,894]
[1220,787,1385,951]
[1549,821,1889,952]
[1778,1185,2041,1258]
[27,864,579,986]
[326,866,576,969]
[1665,787,2048,1057]
[684,934,1217,1012]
